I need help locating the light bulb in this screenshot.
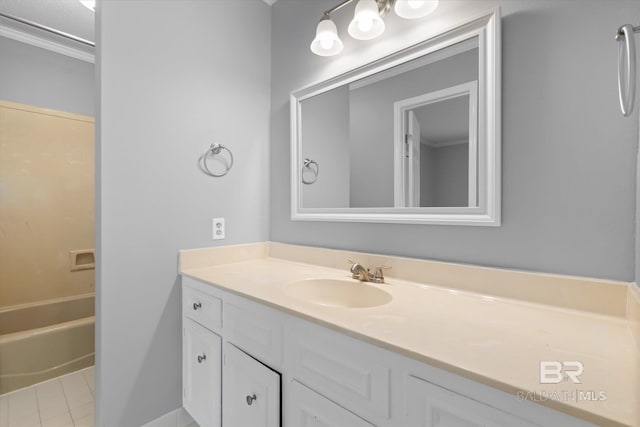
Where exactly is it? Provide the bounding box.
[348,0,385,40]
[320,37,334,50]
[358,17,374,32]
[310,17,343,56]
[394,0,438,19]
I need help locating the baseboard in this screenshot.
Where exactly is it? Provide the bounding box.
[141,407,196,427]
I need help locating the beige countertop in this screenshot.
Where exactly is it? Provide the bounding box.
[180,243,640,427]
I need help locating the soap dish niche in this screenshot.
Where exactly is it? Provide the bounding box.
[70,249,95,271]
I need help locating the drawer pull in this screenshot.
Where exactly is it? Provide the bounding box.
[193,302,202,310]
[197,354,207,363]
[246,394,257,405]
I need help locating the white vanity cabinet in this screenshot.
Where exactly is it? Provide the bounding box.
[182,278,283,427]
[182,276,596,427]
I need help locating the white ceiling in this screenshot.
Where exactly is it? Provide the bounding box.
[0,0,94,42]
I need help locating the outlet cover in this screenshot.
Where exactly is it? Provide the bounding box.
[212,218,225,240]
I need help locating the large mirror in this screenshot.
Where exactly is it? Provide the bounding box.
[291,9,500,225]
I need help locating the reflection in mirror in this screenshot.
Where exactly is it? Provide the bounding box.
[291,8,500,225]
[395,81,477,208]
[301,39,478,209]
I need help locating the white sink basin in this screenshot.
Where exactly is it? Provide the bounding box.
[284,278,392,308]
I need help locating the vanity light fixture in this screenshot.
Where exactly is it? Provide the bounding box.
[311,0,439,56]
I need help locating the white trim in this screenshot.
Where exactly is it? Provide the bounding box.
[291,7,501,226]
[422,139,469,148]
[349,37,478,91]
[292,210,497,226]
[0,24,95,63]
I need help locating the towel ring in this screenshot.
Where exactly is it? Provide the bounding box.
[616,24,639,117]
[302,158,319,185]
[199,143,234,177]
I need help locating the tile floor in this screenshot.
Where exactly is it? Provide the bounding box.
[0,367,94,427]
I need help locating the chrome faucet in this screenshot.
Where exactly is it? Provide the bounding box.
[348,260,390,284]
[350,262,371,281]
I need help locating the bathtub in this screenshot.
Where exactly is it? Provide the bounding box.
[0,293,95,395]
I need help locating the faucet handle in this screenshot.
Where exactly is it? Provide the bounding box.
[348,260,369,280]
[347,259,361,272]
[372,265,391,284]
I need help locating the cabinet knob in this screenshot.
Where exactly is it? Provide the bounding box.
[197,354,206,363]
[193,302,202,310]
[246,394,257,405]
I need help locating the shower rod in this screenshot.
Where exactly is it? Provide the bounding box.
[0,12,95,47]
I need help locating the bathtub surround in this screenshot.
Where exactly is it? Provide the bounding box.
[96,0,271,425]
[0,101,95,309]
[0,293,94,336]
[270,0,640,282]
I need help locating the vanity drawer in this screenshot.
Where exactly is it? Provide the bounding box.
[183,285,222,332]
[223,301,283,369]
[287,322,390,421]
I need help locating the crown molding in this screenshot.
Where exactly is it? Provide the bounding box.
[0,23,94,63]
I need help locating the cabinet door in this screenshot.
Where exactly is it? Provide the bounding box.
[407,376,538,427]
[183,318,221,427]
[287,380,375,427]
[223,342,280,427]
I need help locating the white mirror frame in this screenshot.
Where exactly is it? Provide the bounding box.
[290,8,501,226]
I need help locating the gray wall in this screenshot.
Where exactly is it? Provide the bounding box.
[420,145,436,206]
[421,143,469,207]
[0,36,94,116]
[270,0,640,282]
[96,1,271,425]
[301,85,350,208]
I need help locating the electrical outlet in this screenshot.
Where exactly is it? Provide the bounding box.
[212,218,225,240]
